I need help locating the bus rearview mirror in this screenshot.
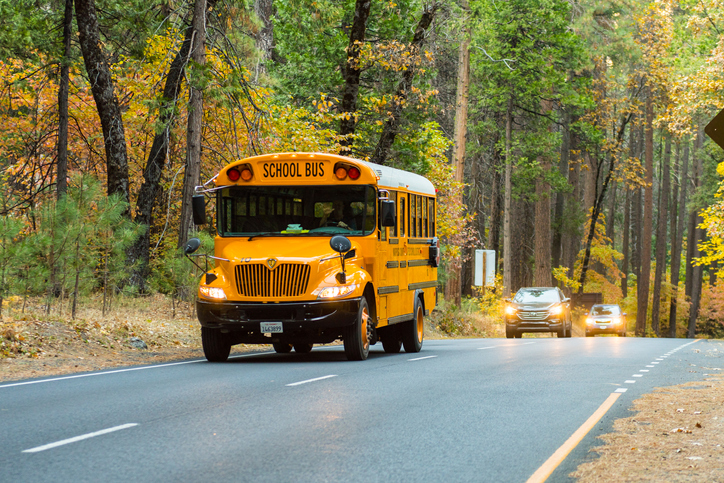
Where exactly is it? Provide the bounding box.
[192,195,206,225]
[380,200,395,227]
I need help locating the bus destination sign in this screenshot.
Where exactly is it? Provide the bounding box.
[262,161,326,179]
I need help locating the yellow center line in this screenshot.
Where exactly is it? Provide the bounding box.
[526,392,621,483]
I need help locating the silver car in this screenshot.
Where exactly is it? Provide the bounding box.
[584,304,627,337]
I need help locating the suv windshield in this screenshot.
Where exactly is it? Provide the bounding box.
[513,289,560,304]
[218,185,376,237]
[591,305,620,316]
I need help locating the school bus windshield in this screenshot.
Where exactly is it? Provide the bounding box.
[218,185,376,237]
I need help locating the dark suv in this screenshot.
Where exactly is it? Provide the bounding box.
[504,287,572,338]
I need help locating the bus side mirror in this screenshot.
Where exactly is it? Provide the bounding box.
[380,200,396,227]
[192,195,206,225]
[330,235,351,284]
[184,237,202,255]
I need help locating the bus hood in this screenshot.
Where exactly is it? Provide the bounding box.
[217,238,354,264]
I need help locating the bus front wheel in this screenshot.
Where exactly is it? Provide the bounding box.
[402,299,424,353]
[201,327,231,362]
[344,297,371,361]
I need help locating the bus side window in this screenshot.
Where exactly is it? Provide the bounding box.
[429,198,435,236]
[422,197,428,238]
[417,195,423,237]
[410,195,415,238]
[389,191,397,237]
[400,197,406,237]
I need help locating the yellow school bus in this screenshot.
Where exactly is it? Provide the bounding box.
[186,152,439,361]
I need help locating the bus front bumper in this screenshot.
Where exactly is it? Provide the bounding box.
[196,298,361,332]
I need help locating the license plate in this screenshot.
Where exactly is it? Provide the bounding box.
[260,322,283,333]
[597,324,609,329]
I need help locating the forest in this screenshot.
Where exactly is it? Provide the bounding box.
[1,0,724,338]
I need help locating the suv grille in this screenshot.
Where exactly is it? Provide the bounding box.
[518,311,548,320]
[235,263,310,298]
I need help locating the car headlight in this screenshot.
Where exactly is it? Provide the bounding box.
[505,305,517,315]
[612,317,621,325]
[586,318,594,325]
[316,284,358,299]
[549,305,563,316]
[199,286,227,300]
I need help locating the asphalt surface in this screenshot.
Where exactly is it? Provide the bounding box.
[1,337,721,482]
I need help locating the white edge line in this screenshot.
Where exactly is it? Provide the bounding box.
[408,355,438,361]
[625,380,636,383]
[0,351,276,389]
[478,347,497,350]
[286,375,337,387]
[23,423,138,453]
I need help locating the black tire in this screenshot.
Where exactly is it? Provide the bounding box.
[273,342,293,353]
[344,297,371,361]
[565,322,572,337]
[505,326,516,338]
[515,332,522,338]
[585,332,593,337]
[382,338,402,353]
[557,326,565,338]
[201,327,231,362]
[402,299,424,353]
[294,343,313,353]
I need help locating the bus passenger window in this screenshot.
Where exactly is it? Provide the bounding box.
[422,197,428,238]
[429,199,435,236]
[400,197,406,237]
[259,196,266,216]
[249,196,257,216]
[417,195,423,237]
[389,191,397,237]
[409,196,415,237]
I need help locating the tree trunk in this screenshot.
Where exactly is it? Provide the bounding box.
[636,92,654,337]
[75,0,130,210]
[552,110,570,269]
[503,95,513,297]
[338,0,371,153]
[651,132,671,336]
[179,0,208,249]
[669,141,688,337]
[127,20,196,285]
[622,186,630,299]
[371,4,436,165]
[446,6,470,306]
[57,0,73,200]
[253,0,274,80]
[687,125,705,338]
[534,99,553,287]
[488,147,502,268]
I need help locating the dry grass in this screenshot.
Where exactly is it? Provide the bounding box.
[571,341,724,482]
[0,294,262,382]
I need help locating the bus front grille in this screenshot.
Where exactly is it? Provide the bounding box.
[234,263,311,298]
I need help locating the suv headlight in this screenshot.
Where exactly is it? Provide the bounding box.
[586,317,594,325]
[549,305,563,316]
[199,286,227,300]
[505,305,517,315]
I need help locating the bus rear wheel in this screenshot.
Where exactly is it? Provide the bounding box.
[294,343,313,353]
[344,297,371,361]
[402,299,424,353]
[273,342,293,353]
[201,327,231,362]
[382,338,402,353]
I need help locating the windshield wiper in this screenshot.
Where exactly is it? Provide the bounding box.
[248,232,276,241]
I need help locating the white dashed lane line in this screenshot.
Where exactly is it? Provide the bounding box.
[23,423,138,453]
[286,375,337,387]
[408,355,438,361]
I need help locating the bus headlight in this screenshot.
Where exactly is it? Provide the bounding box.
[315,284,358,299]
[199,286,227,300]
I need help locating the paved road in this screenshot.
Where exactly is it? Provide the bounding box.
[1,337,721,482]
